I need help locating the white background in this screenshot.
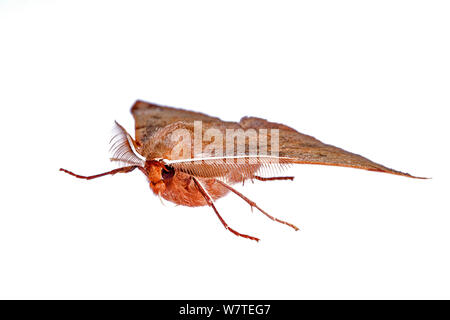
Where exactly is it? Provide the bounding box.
[0,1,449,299]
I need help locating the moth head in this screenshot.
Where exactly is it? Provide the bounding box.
[144,160,175,194]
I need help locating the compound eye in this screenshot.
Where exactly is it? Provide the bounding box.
[161,165,175,180]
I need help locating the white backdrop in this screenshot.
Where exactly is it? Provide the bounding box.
[0,0,448,299]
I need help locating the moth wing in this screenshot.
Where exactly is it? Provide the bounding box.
[131,100,423,179]
[131,100,226,147]
[239,116,423,178]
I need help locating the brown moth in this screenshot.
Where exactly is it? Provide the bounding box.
[60,100,425,241]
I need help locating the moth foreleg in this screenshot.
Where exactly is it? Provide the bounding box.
[215,179,299,231]
[59,166,138,180]
[192,177,260,242]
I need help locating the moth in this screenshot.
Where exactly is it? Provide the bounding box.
[60,100,424,241]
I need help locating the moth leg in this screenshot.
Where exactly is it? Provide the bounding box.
[192,177,260,242]
[59,166,138,180]
[253,175,294,182]
[215,179,299,231]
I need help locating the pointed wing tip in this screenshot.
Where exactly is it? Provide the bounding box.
[130,99,145,112]
[131,99,159,114]
[406,174,431,180]
[373,169,430,180]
